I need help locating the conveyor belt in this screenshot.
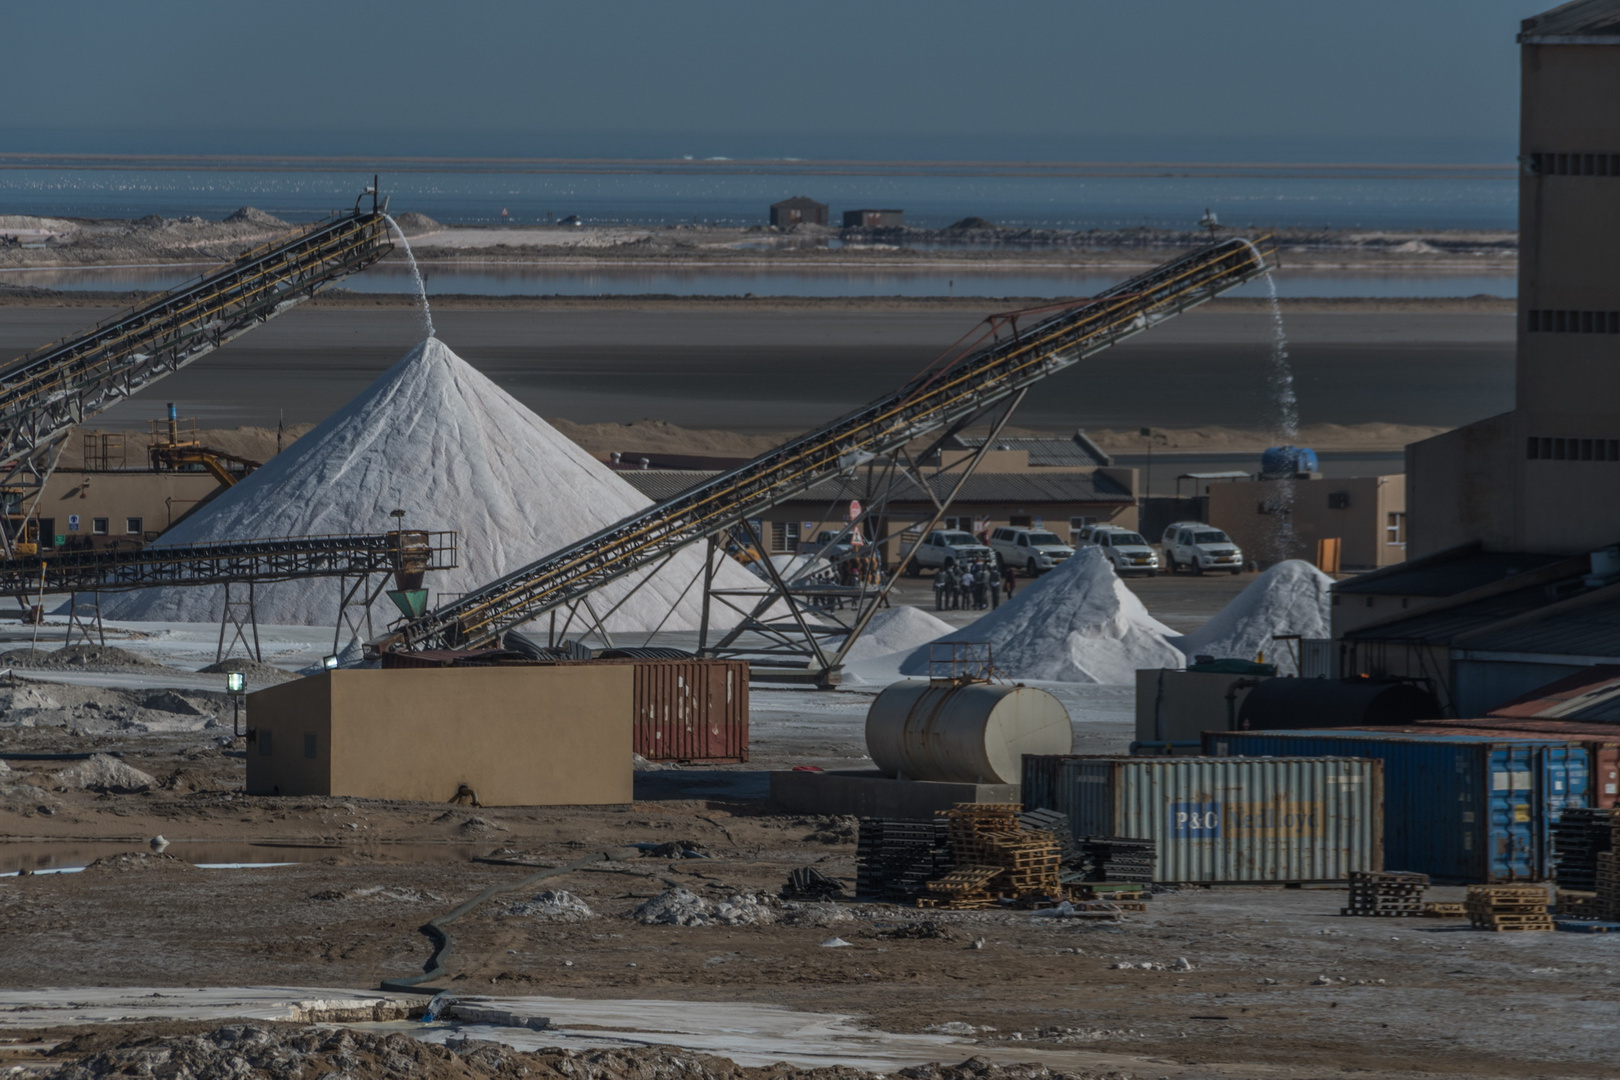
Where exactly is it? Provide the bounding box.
[0,206,392,468]
[392,236,1274,652]
[0,530,457,594]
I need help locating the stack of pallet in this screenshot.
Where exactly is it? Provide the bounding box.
[1342,870,1429,917]
[1556,889,1601,920]
[1077,836,1156,885]
[1465,884,1553,931]
[934,803,1063,905]
[1553,808,1615,892]
[1601,811,1620,922]
[855,817,951,902]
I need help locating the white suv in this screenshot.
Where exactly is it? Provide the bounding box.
[989,526,1074,576]
[1081,525,1160,576]
[1161,522,1244,575]
[908,529,993,574]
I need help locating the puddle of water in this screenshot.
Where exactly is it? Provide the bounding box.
[0,840,488,875]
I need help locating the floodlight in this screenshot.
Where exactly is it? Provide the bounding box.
[322,655,340,671]
[225,671,246,694]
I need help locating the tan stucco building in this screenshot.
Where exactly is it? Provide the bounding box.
[1408,2,1620,557]
[1208,474,1406,571]
[246,666,633,806]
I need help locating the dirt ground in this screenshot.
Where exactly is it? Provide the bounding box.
[1,699,1615,1080]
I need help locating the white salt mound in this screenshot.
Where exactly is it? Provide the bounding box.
[1174,559,1333,675]
[101,338,761,632]
[839,605,955,663]
[897,547,1184,684]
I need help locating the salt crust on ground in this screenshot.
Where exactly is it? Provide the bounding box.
[100,338,761,633]
[896,548,1184,684]
[1173,559,1333,675]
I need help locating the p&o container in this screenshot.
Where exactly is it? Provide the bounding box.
[1203,729,1590,882]
[1021,755,1383,884]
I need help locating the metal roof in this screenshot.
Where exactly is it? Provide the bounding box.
[1461,596,1620,661]
[1521,1,1620,40]
[618,469,1133,508]
[1486,665,1620,721]
[1344,581,1567,643]
[770,196,827,209]
[1334,547,1566,597]
[953,431,1114,467]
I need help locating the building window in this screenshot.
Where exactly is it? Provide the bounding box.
[942,516,973,533]
[1527,436,1620,461]
[1526,309,1620,333]
[303,733,317,759]
[768,520,799,553]
[1525,151,1620,176]
[257,730,273,756]
[91,517,109,535]
[1069,516,1096,542]
[1328,492,1351,509]
[125,517,142,535]
[1386,512,1407,547]
[1008,515,1032,527]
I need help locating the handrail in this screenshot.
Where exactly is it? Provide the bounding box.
[390,236,1274,651]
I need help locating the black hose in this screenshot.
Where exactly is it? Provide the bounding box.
[378,846,637,995]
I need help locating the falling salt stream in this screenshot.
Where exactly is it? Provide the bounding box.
[382,213,436,341]
[1263,272,1300,563]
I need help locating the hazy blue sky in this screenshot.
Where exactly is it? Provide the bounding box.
[4,1,1545,162]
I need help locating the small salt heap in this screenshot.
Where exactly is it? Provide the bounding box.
[102,338,761,632]
[838,605,955,664]
[898,547,1184,683]
[1174,559,1333,674]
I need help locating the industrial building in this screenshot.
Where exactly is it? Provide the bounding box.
[1208,473,1407,571]
[842,208,904,228]
[768,196,828,227]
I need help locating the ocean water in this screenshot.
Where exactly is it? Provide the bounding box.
[0,163,1516,231]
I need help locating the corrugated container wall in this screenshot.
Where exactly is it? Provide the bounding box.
[1203,730,1589,882]
[1394,719,1620,809]
[1022,755,1383,884]
[632,659,749,763]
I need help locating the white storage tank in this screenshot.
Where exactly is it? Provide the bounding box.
[865,680,1073,784]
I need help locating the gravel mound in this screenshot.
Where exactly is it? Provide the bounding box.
[0,645,165,671]
[506,889,594,921]
[629,887,776,926]
[391,211,442,234]
[197,658,300,685]
[43,1025,1130,1080]
[223,206,287,227]
[0,683,228,733]
[51,753,157,793]
[82,851,193,873]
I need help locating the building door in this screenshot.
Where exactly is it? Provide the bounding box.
[36,518,54,548]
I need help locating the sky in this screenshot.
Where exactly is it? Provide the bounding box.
[3,0,1549,163]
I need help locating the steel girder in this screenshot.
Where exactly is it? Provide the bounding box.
[390,236,1275,653]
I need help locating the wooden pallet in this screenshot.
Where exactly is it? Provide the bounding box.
[1471,915,1554,931]
[1422,902,1466,917]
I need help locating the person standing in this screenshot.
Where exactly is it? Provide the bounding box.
[1001,561,1017,598]
[988,564,1002,609]
[933,566,948,611]
[955,564,972,611]
[973,560,989,609]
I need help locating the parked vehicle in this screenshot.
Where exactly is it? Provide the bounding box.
[988,526,1074,576]
[908,529,993,574]
[797,529,856,563]
[1079,525,1159,576]
[1161,522,1244,575]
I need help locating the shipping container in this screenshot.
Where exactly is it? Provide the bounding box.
[1021,755,1382,884]
[1203,730,1591,881]
[379,651,749,763]
[1386,719,1620,809]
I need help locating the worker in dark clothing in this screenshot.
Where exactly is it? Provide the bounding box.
[1001,561,1017,598]
[988,564,1002,609]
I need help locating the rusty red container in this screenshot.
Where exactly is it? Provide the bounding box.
[631,659,750,763]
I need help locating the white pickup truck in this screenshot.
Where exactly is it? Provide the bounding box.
[1161,522,1244,575]
[907,529,993,574]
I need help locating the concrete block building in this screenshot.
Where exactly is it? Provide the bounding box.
[769,197,828,227]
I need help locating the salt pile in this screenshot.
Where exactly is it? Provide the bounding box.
[101,338,761,633]
[1175,559,1333,674]
[838,605,954,663]
[897,547,1184,683]
[505,889,594,922]
[629,887,776,926]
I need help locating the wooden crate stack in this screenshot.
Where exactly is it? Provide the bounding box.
[917,803,1062,909]
[1465,884,1553,932]
[1342,870,1429,917]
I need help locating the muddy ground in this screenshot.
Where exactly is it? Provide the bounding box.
[1,710,1615,1080]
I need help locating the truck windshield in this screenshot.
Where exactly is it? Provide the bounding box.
[938,532,977,545]
[1026,531,1064,545]
[1114,533,1147,546]
[1194,530,1230,545]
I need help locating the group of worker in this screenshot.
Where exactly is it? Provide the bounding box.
[932,556,1014,612]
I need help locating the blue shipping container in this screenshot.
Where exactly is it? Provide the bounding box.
[1203,729,1589,882]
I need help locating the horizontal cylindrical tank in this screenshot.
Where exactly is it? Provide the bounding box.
[1022,754,1383,884]
[1236,677,1438,729]
[866,680,1072,784]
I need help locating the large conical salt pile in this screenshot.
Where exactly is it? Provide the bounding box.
[896,547,1185,683]
[1174,559,1333,675]
[102,338,762,633]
